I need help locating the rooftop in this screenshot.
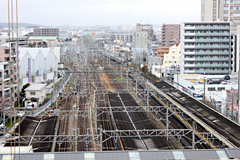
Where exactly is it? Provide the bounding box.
[25,84,46,91]
[29,36,58,40]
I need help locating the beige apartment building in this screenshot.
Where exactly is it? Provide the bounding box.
[201,0,240,33]
[163,43,181,67]
[161,24,180,47]
[134,23,148,48]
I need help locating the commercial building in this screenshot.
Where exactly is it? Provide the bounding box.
[180,22,231,75]
[19,48,58,88]
[161,24,180,47]
[163,43,181,67]
[33,28,59,37]
[201,0,240,33]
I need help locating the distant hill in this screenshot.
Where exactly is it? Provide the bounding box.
[0,23,45,29]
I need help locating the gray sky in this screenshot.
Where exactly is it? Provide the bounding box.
[0,0,201,26]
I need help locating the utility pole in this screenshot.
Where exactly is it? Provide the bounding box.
[159,57,162,81]
[238,70,240,123]
[231,87,234,121]
[203,77,206,104]
[121,57,122,81]
[127,69,129,91]
[192,121,195,149]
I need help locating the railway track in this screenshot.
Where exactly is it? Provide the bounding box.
[105,61,180,150]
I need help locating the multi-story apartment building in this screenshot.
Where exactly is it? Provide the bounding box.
[180,22,231,75]
[109,34,133,42]
[33,28,59,37]
[201,0,240,33]
[0,43,18,105]
[161,24,180,47]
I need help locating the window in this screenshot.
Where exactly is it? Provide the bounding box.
[224,7,228,10]
[234,6,240,10]
[208,87,216,91]
[30,92,35,95]
[172,51,175,53]
[234,13,240,16]
[233,20,240,23]
[172,56,175,59]
[218,87,225,91]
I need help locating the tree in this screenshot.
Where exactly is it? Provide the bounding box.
[141,65,148,74]
[33,42,36,47]
[20,83,30,96]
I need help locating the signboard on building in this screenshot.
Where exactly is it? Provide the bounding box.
[38,69,45,75]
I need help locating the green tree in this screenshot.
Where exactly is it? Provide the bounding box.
[20,83,30,96]
[33,42,36,47]
[141,65,148,74]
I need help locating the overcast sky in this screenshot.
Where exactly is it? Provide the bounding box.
[0,0,201,26]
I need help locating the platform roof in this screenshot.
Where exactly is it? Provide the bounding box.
[1,149,239,160]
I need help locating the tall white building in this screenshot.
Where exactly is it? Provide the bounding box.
[180,22,231,75]
[201,0,240,33]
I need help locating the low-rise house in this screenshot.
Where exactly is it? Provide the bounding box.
[24,84,46,107]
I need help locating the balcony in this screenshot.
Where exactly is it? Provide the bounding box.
[195,57,229,61]
[195,45,229,48]
[195,64,229,67]
[195,70,229,74]
[4,74,10,79]
[184,39,195,42]
[184,58,195,61]
[184,45,195,48]
[184,64,195,67]
[184,27,195,30]
[184,70,196,73]
[195,39,230,42]
[184,52,195,55]
[184,33,195,36]
[11,51,16,56]
[4,93,10,98]
[194,52,229,55]
[195,26,230,30]
[195,33,229,36]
